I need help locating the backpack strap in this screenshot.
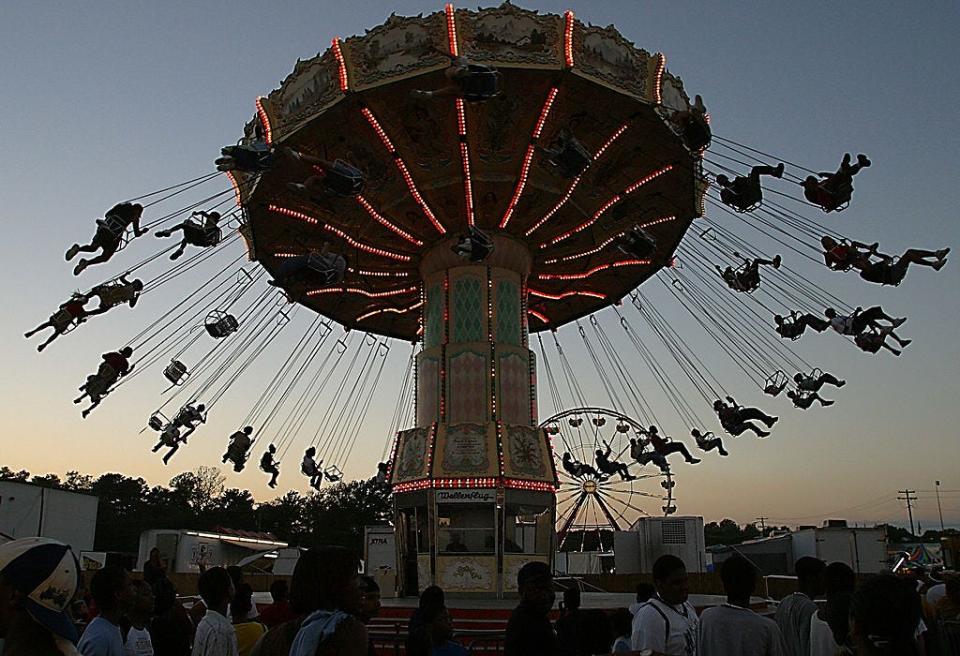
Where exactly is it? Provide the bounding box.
[643,599,671,645]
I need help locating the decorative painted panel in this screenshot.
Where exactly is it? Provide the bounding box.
[392,426,432,483]
[494,278,521,346]
[341,12,449,90]
[424,282,445,349]
[435,423,498,478]
[497,348,531,426]
[269,52,343,137]
[436,555,497,593]
[459,5,563,66]
[502,426,553,481]
[450,274,485,344]
[446,348,488,425]
[503,555,549,592]
[660,73,691,113]
[416,351,441,427]
[575,24,651,101]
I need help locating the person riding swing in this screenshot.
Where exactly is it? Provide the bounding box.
[222,426,254,472]
[260,444,281,488]
[716,163,784,212]
[66,203,148,276]
[155,211,223,260]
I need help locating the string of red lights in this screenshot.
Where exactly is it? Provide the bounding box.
[540,165,674,248]
[360,107,447,235]
[499,87,560,229]
[524,123,630,237]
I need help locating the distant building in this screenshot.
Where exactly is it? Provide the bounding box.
[137,528,288,573]
[0,481,99,551]
[710,520,887,575]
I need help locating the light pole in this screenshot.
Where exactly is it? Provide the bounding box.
[936,481,945,532]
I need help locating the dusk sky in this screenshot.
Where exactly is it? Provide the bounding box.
[2,1,958,531]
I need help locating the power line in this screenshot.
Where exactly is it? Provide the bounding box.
[756,515,768,535]
[897,489,917,536]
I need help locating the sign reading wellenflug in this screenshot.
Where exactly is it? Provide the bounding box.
[436,489,496,503]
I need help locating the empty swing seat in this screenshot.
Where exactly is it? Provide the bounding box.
[164,360,189,385]
[459,65,500,102]
[548,137,592,178]
[205,313,239,338]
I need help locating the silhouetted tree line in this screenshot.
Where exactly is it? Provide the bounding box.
[0,466,391,555]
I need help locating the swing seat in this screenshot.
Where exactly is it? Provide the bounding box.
[730,200,761,213]
[778,321,804,341]
[183,222,222,248]
[545,424,561,435]
[568,416,583,428]
[731,265,760,293]
[301,461,318,477]
[93,363,119,385]
[148,413,170,432]
[617,229,657,259]
[307,253,347,286]
[592,416,606,427]
[160,428,181,447]
[205,311,239,338]
[680,119,711,152]
[52,309,81,333]
[615,422,630,434]
[547,137,591,179]
[95,215,133,252]
[324,465,343,482]
[219,142,274,172]
[200,226,222,247]
[459,66,500,102]
[453,226,494,263]
[323,160,365,197]
[816,182,852,213]
[260,460,277,474]
[97,215,129,238]
[163,360,189,386]
[764,383,786,397]
[764,370,788,397]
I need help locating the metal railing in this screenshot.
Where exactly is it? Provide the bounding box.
[368,624,506,656]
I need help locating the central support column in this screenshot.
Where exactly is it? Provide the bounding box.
[390,235,558,597]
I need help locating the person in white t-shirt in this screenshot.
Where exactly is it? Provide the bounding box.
[193,567,238,656]
[122,580,155,656]
[630,555,698,656]
[699,555,785,656]
[809,561,855,656]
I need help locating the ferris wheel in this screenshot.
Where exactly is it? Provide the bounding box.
[543,407,675,551]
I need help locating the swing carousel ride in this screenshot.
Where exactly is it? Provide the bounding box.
[34,4,950,592]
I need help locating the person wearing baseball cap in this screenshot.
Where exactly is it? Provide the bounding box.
[0,537,82,656]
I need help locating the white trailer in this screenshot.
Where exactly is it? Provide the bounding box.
[614,516,706,574]
[0,482,99,551]
[792,524,887,574]
[137,529,287,573]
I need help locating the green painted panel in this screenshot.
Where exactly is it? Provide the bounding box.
[496,279,521,345]
[424,283,443,348]
[452,276,484,343]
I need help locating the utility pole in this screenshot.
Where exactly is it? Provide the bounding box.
[755,516,768,535]
[898,489,917,536]
[936,481,945,532]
